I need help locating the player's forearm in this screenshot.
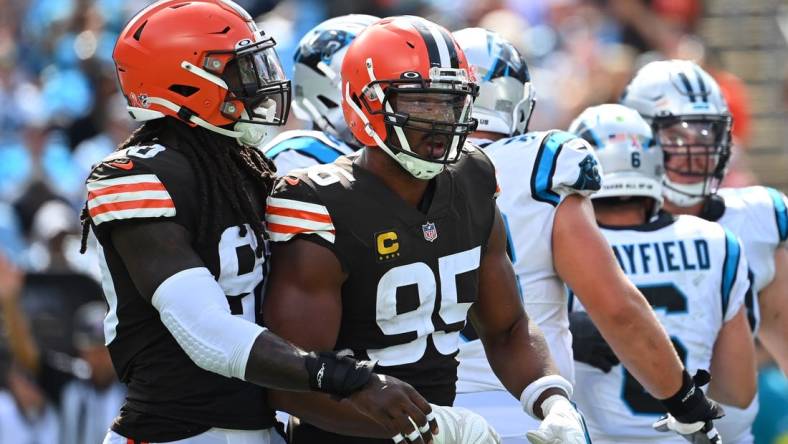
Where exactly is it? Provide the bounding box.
[756,247,788,373]
[269,390,390,438]
[758,310,788,374]
[244,331,312,390]
[587,285,683,399]
[483,314,559,398]
[709,310,756,407]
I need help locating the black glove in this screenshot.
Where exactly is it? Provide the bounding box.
[569,311,619,373]
[654,370,725,443]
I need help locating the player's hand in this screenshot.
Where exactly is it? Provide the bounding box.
[345,373,438,444]
[526,395,590,444]
[655,370,724,444]
[568,311,619,373]
[428,404,501,444]
[653,414,722,443]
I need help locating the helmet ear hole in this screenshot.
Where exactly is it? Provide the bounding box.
[351,92,362,109]
[168,84,200,97]
[132,20,147,41]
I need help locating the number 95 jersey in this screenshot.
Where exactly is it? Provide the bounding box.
[266,147,498,405]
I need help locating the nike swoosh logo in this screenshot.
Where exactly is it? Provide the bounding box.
[284,176,300,186]
[109,160,134,170]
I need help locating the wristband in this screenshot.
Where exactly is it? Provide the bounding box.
[304,351,375,397]
[659,370,707,422]
[520,374,573,420]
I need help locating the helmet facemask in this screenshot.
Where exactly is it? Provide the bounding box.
[453,27,535,137]
[203,36,291,145]
[654,115,731,207]
[356,65,478,179]
[473,53,534,136]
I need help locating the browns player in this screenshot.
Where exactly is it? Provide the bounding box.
[263,16,587,444]
[82,2,436,443]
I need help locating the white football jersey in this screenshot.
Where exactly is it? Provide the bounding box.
[456,130,602,393]
[715,186,788,329]
[571,213,750,444]
[261,129,356,174]
[707,186,788,444]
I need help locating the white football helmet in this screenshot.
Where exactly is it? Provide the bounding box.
[453,27,535,137]
[620,60,731,207]
[292,14,379,146]
[569,103,664,214]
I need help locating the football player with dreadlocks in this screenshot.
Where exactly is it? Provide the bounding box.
[451,28,726,444]
[262,14,378,173]
[262,16,584,444]
[81,2,436,443]
[621,59,788,444]
[568,103,756,444]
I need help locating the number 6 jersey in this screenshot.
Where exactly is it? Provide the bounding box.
[266,147,498,407]
[570,212,751,443]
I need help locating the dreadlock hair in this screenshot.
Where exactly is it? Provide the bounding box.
[80,117,277,257]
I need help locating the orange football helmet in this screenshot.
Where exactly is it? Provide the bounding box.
[113,0,290,146]
[341,16,478,179]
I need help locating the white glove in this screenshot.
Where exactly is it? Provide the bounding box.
[526,395,590,444]
[429,403,501,444]
[653,414,722,444]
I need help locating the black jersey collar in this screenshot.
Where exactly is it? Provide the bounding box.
[597,211,677,232]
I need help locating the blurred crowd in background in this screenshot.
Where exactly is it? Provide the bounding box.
[0,0,785,442]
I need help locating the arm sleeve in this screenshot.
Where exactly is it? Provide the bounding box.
[152,267,265,380]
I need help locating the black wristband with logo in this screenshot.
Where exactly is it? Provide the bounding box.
[659,369,723,423]
[304,351,375,398]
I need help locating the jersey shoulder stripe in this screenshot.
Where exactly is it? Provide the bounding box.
[530,130,575,206]
[265,196,335,243]
[765,187,788,242]
[87,174,175,225]
[721,227,742,318]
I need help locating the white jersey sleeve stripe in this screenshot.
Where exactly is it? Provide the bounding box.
[92,207,177,225]
[265,214,335,232]
[86,174,163,191]
[267,197,330,215]
[87,190,172,209]
[267,228,335,244]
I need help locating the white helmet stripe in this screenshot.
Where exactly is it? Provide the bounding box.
[218,0,253,20]
[365,58,412,153]
[411,20,447,67]
[181,61,229,90]
[426,24,451,68]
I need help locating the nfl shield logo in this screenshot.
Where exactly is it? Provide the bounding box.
[422,222,438,242]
